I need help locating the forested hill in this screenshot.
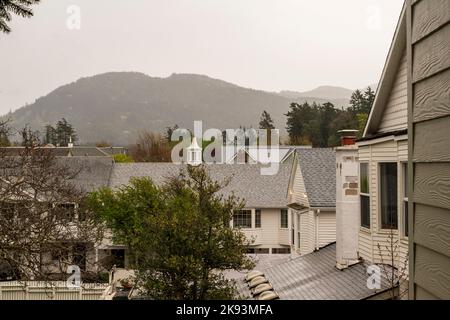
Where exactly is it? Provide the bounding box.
[5,72,355,145]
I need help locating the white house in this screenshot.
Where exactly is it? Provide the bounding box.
[287,148,336,256]
[356,4,409,274]
[236,143,394,300]
[109,161,293,255]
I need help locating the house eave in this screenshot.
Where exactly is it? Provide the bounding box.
[357,129,408,146]
[310,206,336,211]
[287,203,309,211]
[363,3,407,138]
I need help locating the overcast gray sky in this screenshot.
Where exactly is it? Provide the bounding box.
[0,0,404,115]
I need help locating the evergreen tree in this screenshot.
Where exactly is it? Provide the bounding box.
[284,89,374,147]
[20,125,40,147]
[259,110,275,130]
[55,118,77,146]
[285,102,318,145]
[363,86,375,113]
[0,119,11,147]
[43,125,57,145]
[88,165,254,299]
[0,0,40,34]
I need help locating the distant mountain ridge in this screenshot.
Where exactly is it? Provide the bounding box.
[5,72,368,145]
[279,85,354,100]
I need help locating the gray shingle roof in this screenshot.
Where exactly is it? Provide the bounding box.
[237,243,391,300]
[110,163,291,208]
[0,147,110,157]
[59,157,114,192]
[296,148,336,207]
[0,155,113,194]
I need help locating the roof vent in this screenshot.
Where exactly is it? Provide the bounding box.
[248,276,268,289]
[251,283,273,296]
[258,290,279,300]
[245,270,264,282]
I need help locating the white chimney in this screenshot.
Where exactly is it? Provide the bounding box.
[335,144,360,269]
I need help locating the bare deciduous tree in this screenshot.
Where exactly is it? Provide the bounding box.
[0,123,105,282]
[130,130,172,162]
[376,228,409,300]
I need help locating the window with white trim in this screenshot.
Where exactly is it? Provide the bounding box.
[280,209,288,229]
[403,163,408,237]
[360,163,370,228]
[380,163,398,229]
[233,210,252,228]
[255,209,261,228]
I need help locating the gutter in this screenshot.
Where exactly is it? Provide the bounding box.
[363,284,400,300]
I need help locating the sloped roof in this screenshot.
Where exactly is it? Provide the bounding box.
[58,157,114,192]
[364,3,407,137]
[99,147,128,156]
[226,146,310,164]
[0,146,110,157]
[296,148,336,208]
[0,156,113,196]
[110,163,292,208]
[236,243,391,300]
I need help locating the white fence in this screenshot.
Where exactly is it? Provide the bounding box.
[0,281,108,300]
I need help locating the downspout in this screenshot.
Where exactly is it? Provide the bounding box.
[315,209,320,251]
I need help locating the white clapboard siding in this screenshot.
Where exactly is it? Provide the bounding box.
[398,140,408,162]
[240,208,291,249]
[299,210,315,255]
[318,211,336,248]
[357,138,409,272]
[359,146,371,162]
[260,208,282,246]
[378,51,408,133]
[358,229,373,261]
[291,165,309,207]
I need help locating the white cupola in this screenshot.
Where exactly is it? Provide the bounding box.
[187,136,202,166]
[68,136,74,148]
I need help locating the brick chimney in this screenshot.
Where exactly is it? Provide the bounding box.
[335,143,360,269]
[337,129,358,146]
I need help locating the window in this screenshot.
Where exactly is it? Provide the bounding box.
[291,212,295,245]
[246,248,270,254]
[272,248,291,254]
[403,163,408,237]
[51,245,70,262]
[233,210,252,228]
[111,249,125,268]
[280,209,288,229]
[380,163,398,229]
[255,209,261,228]
[360,163,370,228]
[72,243,87,271]
[57,203,76,222]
